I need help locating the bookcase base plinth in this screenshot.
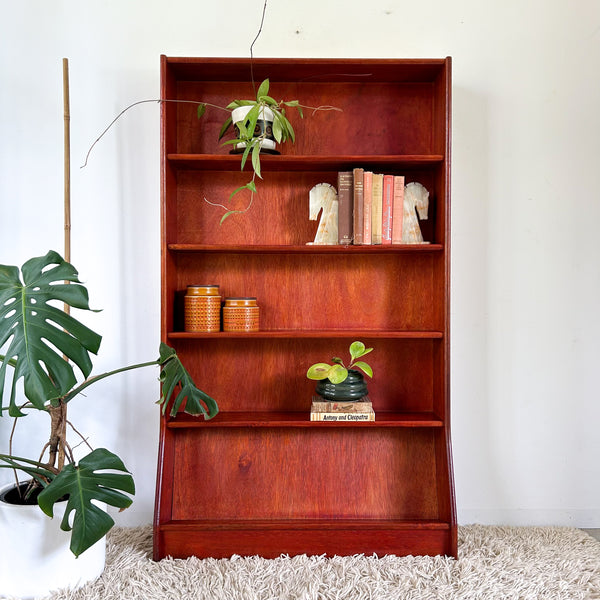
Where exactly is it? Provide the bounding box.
[154,521,455,560]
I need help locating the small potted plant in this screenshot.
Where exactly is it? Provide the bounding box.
[0,250,218,595]
[306,341,374,401]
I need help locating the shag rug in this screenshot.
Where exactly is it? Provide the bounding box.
[16,525,600,599]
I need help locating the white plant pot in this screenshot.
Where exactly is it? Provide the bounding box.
[0,483,106,599]
[231,105,276,151]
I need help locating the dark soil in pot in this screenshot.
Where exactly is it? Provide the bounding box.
[1,481,44,505]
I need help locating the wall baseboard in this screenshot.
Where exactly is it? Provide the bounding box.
[458,509,600,528]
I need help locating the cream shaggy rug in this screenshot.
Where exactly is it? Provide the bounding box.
[17,525,600,599]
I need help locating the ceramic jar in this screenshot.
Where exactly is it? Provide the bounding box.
[223,297,259,332]
[184,285,221,332]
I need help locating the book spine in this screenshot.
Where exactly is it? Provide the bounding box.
[371,173,383,245]
[352,168,364,245]
[363,171,373,245]
[382,174,394,245]
[310,412,375,422]
[392,175,405,244]
[337,171,353,245]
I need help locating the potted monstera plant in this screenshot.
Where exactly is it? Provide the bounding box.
[0,250,218,597]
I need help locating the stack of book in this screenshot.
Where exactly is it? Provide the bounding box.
[338,169,413,246]
[310,398,375,422]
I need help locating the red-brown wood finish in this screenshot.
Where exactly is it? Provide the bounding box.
[154,56,456,561]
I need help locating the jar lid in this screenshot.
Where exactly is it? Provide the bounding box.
[186,285,220,296]
[224,297,257,307]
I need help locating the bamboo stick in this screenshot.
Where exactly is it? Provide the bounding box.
[63,58,71,270]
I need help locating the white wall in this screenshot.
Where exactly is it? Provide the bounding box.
[1,0,599,528]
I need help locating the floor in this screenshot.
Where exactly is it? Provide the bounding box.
[583,529,600,542]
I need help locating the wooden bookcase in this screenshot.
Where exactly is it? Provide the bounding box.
[154,56,456,560]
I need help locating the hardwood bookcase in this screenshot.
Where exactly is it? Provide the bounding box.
[154,56,456,560]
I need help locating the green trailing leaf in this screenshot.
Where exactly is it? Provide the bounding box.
[37,448,135,557]
[0,251,102,415]
[272,116,283,143]
[218,115,233,140]
[228,181,256,201]
[158,343,218,418]
[251,142,262,178]
[244,105,260,140]
[240,138,258,171]
[196,103,206,119]
[220,211,238,224]
[256,79,270,99]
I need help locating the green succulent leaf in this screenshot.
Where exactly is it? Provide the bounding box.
[0,251,102,415]
[349,341,373,361]
[37,448,135,557]
[352,361,373,378]
[327,364,348,384]
[331,357,344,365]
[306,363,332,380]
[158,342,218,418]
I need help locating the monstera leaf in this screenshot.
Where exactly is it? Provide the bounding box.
[158,342,219,418]
[37,448,135,557]
[0,251,101,415]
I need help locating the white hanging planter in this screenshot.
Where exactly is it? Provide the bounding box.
[231,105,277,151]
[0,482,106,599]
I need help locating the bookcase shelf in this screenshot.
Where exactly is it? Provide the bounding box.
[167,154,445,172]
[166,411,444,428]
[167,243,444,253]
[167,330,444,339]
[155,56,456,560]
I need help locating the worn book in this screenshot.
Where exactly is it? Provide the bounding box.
[371,173,383,244]
[310,412,375,422]
[382,174,394,245]
[311,400,373,413]
[363,171,373,244]
[392,175,405,244]
[337,171,353,245]
[352,168,364,245]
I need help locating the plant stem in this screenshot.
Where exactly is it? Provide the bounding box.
[61,358,161,404]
